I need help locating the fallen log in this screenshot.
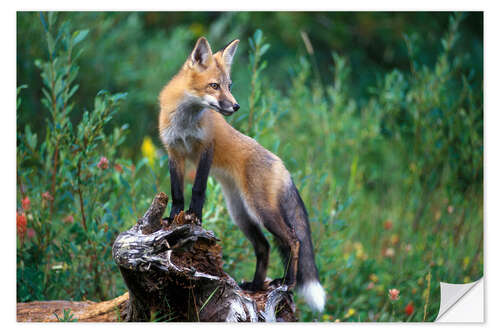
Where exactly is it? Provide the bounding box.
[16,292,129,322]
[17,192,296,322]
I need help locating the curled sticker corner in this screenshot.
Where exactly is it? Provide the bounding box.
[435,277,483,322]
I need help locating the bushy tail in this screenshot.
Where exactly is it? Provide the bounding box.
[279,180,326,312]
[298,279,326,313]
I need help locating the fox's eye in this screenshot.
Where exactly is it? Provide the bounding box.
[229,83,233,91]
[209,83,219,90]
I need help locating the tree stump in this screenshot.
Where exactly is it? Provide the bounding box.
[112,192,297,322]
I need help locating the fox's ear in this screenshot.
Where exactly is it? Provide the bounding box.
[189,37,212,69]
[220,39,239,68]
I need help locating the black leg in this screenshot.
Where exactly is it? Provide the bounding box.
[238,221,270,291]
[188,145,214,221]
[260,210,300,289]
[169,157,184,220]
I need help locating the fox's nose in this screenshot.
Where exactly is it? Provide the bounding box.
[233,104,240,112]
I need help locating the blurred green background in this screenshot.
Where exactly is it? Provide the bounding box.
[16,12,483,322]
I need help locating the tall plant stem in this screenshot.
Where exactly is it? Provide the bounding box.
[77,160,87,232]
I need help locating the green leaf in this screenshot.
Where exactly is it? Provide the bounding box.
[47,11,57,28]
[46,32,56,55]
[254,29,262,45]
[248,38,255,51]
[259,43,270,56]
[65,84,79,102]
[111,92,128,103]
[39,12,48,32]
[72,30,89,45]
[17,85,28,110]
[27,130,38,150]
[17,84,28,95]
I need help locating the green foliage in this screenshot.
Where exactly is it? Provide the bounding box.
[382,14,482,196]
[17,14,132,302]
[17,12,482,322]
[54,308,78,322]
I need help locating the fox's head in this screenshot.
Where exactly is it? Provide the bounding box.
[183,37,240,116]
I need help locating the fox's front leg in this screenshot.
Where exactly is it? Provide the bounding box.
[168,151,185,221]
[188,145,214,222]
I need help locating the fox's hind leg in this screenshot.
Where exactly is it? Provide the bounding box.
[237,220,270,291]
[258,208,300,289]
[222,186,270,291]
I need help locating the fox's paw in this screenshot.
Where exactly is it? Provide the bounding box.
[239,281,264,292]
[185,209,203,224]
[269,278,285,287]
[269,278,296,290]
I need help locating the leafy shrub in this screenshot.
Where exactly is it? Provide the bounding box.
[17,13,132,301]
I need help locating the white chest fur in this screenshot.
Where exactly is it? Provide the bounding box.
[160,104,207,154]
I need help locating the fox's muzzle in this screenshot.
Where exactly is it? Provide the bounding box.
[218,100,240,116]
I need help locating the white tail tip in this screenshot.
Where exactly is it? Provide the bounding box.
[298,280,326,312]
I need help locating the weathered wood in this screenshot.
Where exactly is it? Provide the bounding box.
[16,192,297,322]
[112,192,296,322]
[16,293,129,322]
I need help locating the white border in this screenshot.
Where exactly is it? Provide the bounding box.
[9,1,490,11]
[3,1,499,332]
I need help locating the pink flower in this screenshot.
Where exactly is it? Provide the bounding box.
[27,228,35,239]
[447,205,454,214]
[366,281,375,290]
[42,191,54,201]
[388,288,400,301]
[63,215,75,223]
[97,156,109,170]
[383,247,395,258]
[22,196,31,211]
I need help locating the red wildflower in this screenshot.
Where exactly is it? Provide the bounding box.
[22,196,31,211]
[42,191,54,201]
[17,212,27,237]
[388,288,400,301]
[405,302,414,316]
[97,156,109,170]
[384,220,393,230]
[114,163,123,173]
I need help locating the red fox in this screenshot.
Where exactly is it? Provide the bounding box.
[158,37,326,312]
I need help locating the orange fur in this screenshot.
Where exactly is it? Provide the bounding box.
[158,38,289,212]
